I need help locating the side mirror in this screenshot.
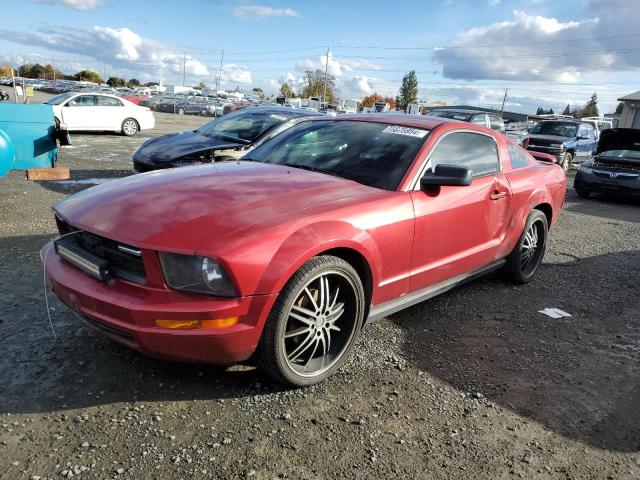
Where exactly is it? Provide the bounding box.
[421,164,473,189]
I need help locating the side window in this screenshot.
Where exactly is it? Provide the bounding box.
[68,95,95,107]
[97,96,123,107]
[488,115,504,132]
[471,114,487,126]
[507,143,530,169]
[583,124,595,139]
[430,132,500,177]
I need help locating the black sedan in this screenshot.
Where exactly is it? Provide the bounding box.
[575,128,640,198]
[132,107,321,173]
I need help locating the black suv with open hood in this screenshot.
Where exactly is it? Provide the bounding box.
[132,106,321,173]
[574,128,640,198]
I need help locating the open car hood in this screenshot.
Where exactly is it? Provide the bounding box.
[136,131,243,163]
[596,128,640,155]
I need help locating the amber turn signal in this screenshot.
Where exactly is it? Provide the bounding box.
[154,317,239,330]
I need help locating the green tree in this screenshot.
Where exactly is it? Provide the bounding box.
[127,78,141,88]
[19,63,46,79]
[106,76,126,87]
[583,92,599,117]
[194,81,207,90]
[280,82,293,98]
[562,104,571,116]
[615,102,624,114]
[75,70,103,84]
[144,82,159,87]
[300,69,336,104]
[398,70,418,111]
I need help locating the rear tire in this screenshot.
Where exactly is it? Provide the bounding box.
[177,107,185,115]
[201,109,207,116]
[500,210,548,284]
[121,118,138,136]
[561,152,573,172]
[256,256,365,387]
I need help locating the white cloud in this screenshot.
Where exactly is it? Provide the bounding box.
[32,0,100,10]
[296,51,381,77]
[220,64,252,84]
[0,25,210,79]
[488,0,501,5]
[232,4,300,19]
[434,6,640,81]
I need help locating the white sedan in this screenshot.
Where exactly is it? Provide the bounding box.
[45,92,155,136]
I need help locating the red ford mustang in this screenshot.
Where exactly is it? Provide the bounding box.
[43,115,566,386]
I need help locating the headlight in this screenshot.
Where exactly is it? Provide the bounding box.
[159,253,236,297]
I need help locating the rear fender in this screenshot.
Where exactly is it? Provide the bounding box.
[500,188,554,257]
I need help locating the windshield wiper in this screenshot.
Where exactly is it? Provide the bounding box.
[278,162,339,177]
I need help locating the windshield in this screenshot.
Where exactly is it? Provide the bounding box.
[599,149,640,160]
[428,110,473,122]
[196,111,286,144]
[248,120,428,191]
[45,92,75,105]
[530,122,577,137]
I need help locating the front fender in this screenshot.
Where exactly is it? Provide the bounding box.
[0,128,16,177]
[255,220,381,296]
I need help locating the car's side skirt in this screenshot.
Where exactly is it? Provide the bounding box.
[367,259,506,323]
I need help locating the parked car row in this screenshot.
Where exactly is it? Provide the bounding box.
[43,109,568,387]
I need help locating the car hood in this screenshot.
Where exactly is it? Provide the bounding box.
[595,128,640,155]
[54,161,375,252]
[527,134,573,143]
[135,130,243,163]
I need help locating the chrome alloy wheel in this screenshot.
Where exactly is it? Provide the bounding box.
[123,119,138,135]
[282,270,359,378]
[520,220,543,275]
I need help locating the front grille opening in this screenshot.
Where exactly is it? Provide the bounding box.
[55,216,146,284]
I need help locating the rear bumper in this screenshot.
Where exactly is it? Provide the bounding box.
[42,241,277,364]
[138,113,155,130]
[575,169,640,196]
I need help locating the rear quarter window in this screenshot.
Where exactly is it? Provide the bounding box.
[508,143,530,169]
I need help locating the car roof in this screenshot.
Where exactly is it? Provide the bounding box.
[428,108,486,115]
[233,106,324,118]
[322,113,456,130]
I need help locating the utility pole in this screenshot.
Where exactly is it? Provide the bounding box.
[103,56,106,84]
[182,53,186,87]
[215,49,224,94]
[500,88,509,115]
[52,56,56,82]
[322,46,330,104]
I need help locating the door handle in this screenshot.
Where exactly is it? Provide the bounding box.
[490,190,507,200]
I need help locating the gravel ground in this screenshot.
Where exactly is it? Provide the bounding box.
[1,104,639,480]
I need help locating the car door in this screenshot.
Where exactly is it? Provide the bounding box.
[408,130,512,291]
[575,124,595,161]
[95,95,125,131]
[61,95,97,130]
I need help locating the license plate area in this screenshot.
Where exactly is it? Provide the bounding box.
[54,238,113,282]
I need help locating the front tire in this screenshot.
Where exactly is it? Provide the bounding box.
[121,118,139,136]
[256,256,365,387]
[575,188,591,199]
[501,210,548,284]
[561,152,573,172]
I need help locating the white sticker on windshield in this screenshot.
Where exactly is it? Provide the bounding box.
[270,114,287,121]
[382,125,428,138]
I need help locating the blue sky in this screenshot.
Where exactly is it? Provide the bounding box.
[1,0,639,114]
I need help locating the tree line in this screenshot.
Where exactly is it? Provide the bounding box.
[279,70,419,111]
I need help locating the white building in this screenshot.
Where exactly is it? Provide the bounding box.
[617,91,640,129]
